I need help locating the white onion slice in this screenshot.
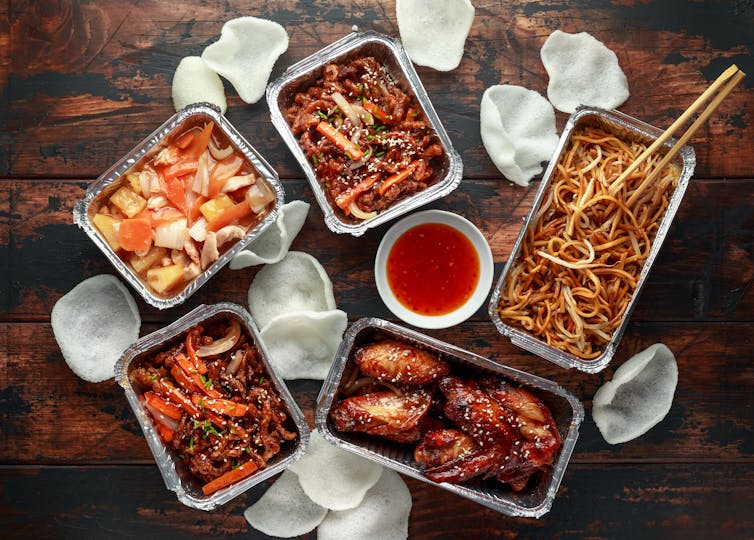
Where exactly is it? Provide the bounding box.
[196,319,241,357]
[332,92,361,129]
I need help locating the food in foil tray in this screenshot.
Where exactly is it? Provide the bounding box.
[495,125,681,360]
[331,338,562,492]
[92,120,276,296]
[129,317,298,495]
[285,55,445,221]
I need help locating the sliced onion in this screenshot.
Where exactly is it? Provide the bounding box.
[209,139,233,160]
[348,147,372,170]
[144,401,179,431]
[196,319,241,357]
[246,181,275,213]
[192,152,210,196]
[348,201,377,220]
[332,92,361,129]
[226,350,244,375]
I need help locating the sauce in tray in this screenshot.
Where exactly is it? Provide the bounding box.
[386,223,480,316]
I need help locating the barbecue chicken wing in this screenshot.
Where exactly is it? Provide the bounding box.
[355,340,450,385]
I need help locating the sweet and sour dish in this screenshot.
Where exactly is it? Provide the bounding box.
[130,317,297,495]
[286,56,444,220]
[330,339,562,491]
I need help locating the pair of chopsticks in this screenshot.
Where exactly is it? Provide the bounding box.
[608,64,746,201]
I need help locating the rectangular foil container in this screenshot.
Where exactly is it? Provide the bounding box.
[316,318,584,518]
[488,107,696,373]
[116,302,309,511]
[267,31,462,236]
[73,103,285,309]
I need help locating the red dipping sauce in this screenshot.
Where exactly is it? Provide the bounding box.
[386,223,480,316]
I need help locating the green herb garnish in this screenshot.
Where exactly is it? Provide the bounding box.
[312,154,318,165]
[317,110,329,120]
[189,438,195,451]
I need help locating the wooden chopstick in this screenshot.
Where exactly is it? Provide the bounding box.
[608,64,745,197]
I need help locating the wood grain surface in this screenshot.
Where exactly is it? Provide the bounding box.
[1,1,753,539]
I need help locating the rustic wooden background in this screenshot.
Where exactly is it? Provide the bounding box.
[1,1,753,538]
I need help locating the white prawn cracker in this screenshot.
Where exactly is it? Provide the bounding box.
[171,56,227,114]
[230,200,309,269]
[541,30,629,113]
[51,275,140,383]
[288,431,383,511]
[244,470,327,538]
[260,310,347,380]
[247,251,336,329]
[201,17,289,104]
[592,343,678,444]
[480,85,559,186]
[396,0,475,71]
[317,469,411,540]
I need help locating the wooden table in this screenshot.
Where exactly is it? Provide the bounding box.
[2,1,753,538]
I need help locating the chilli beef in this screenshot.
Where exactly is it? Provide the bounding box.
[286,56,444,220]
[130,317,297,495]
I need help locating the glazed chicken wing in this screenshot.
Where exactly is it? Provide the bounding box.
[355,340,450,385]
[330,389,432,443]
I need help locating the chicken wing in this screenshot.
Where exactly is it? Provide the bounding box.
[355,339,450,385]
[330,389,432,443]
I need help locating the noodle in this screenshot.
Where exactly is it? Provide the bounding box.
[496,126,681,360]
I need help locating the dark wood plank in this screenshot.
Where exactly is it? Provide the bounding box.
[2,178,753,323]
[0,464,752,539]
[3,1,752,179]
[2,321,752,464]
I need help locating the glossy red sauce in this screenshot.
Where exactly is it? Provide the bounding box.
[387,223,480,316]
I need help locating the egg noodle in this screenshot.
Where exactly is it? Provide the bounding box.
[496,126,681,359]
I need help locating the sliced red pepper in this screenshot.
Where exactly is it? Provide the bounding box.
[205,202,252,232]
[161,173,188,215]
[202,461,258,495]
[191,395,248,417]
[185,122,215,159]
[208,155,244,198]
[316,121,363,160]
[144,391,182,421]
[188,195,208,224]
[186,331,208,375]
[378,162,418,195]
[175,131,194,149]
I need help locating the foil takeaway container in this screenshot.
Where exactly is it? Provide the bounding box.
[267,31,462,236]
[74,103,284,309]
[488,107,696,373]
[316,318,584,518]
[116,303,309,511]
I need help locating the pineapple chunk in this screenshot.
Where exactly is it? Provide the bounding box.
[199,194,234,222]
[126,172,142,195]
[130,246,167,274]
[111,186,147,218]
[92,213,122,251]
[147,263,185,294]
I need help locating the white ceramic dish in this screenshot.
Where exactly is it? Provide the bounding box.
[374,209,493,329]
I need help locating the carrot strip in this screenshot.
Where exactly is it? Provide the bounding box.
[363,100,393,123]
[206,202,252,232]
[175,354,222,398]
[162,174,188,215]
[202,461,259,495]
[162,158,198,180]
[156,380,200,417]
[186,332,208,374]
[155,421,175,443]
[191,395,248,417]
[334,173,380,211]
[378,163,417,195]
[144,391,182,421]
[170,364,202,394]
[316,121,363,160]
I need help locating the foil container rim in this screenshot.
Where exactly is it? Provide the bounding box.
[266,31,462,237]
[116,302,310,511]
[487,106,696,373]
[73,103,285,309]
